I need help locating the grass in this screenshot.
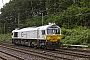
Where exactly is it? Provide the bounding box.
[0,33,12,42]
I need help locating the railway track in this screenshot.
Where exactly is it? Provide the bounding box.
[0,56,6,60]
[0,43,68,60]
[56,48,90,58]
[0,50,24,60]
[0,41,90,60]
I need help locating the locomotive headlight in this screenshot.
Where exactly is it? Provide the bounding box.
[57,37,60,39]
[47,38,50,40]
[47,37,50,39]
[47,38,50,41]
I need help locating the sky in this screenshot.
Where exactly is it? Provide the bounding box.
[0,0,10,9]
[0,0,10,14]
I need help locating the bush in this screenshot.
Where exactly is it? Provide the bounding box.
[0,33,12,42]
[62,26,90,46]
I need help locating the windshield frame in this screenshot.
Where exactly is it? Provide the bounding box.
[47,28,60,34]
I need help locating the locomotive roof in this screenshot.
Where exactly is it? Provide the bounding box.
[12,24,60,32]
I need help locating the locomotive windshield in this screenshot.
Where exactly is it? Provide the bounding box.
[47,28,60,34]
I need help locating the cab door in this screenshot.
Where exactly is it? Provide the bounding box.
[41,30,46,40]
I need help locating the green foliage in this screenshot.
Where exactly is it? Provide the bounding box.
[0,0,90,33]
[26,16,42,27]
[62,26,90,46]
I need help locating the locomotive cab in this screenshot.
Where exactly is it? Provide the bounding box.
[46,24,62,49]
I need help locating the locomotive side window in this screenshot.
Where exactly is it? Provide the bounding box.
[14,32,18,37]
[42,30,45,35]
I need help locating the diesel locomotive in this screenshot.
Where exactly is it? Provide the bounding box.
[12,23,62,49]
